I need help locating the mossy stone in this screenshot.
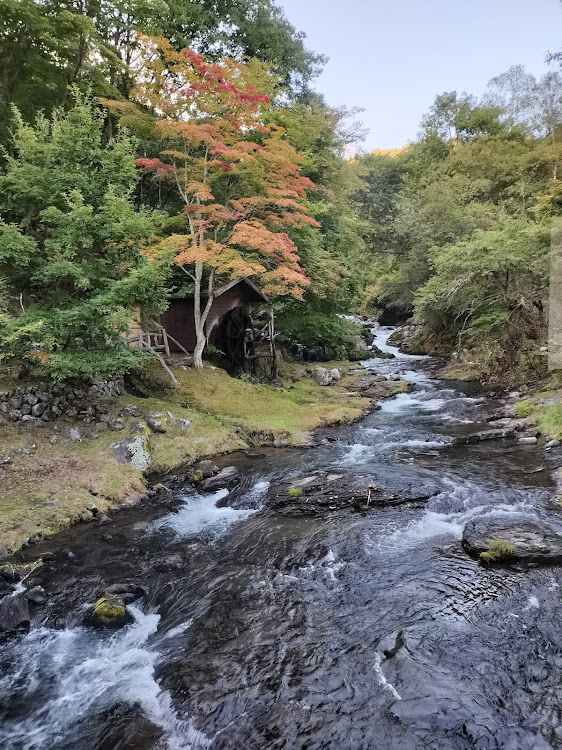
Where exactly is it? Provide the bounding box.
[89,595,132,628]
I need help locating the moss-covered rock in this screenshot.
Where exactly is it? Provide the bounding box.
[86,595,132,629]
[387,329,405,347]
[110,422,151,471]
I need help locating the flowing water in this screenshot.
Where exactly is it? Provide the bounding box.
[1,327,562,750]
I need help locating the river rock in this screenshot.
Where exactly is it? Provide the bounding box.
[518,436,538,445]
[85,595,132,629]
[0,594,30,631]
[371,344,395,359]
[312,367,333,386]
[198,466,240,492]
[270,474,435,516]
[462,427,516,443]
[462,514,562,565]
[330,368,341,381]
[63,427,82,442]
[104,583,148,604]
[545,439,561,450]
[193,460,219,479]
[31,402,46,418]
[24,586,47,605]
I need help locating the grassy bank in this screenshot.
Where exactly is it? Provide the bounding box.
[501,371,562,440]
[0,362,375,553]
[513,381,562,440]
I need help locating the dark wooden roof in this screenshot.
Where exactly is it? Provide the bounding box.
[214,276,268,302]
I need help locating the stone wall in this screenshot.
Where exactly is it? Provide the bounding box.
[0,377,124,426]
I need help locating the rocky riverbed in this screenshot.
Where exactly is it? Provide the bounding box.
[1,327,562,750]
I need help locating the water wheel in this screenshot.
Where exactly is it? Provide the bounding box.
[221,308,254,368]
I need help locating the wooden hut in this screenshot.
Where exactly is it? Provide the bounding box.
[129,277,273,375]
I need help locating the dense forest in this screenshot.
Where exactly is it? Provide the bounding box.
[353,68,562,384]
[1,0,562,384]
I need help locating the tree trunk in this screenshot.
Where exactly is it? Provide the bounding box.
[192,262,214,370]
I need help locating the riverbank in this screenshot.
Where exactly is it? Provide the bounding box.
[0,360,410,554]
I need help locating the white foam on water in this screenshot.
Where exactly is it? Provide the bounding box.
[418,397,447,412]
[380,501,534,551]
[399,438,453,449]
[373,652,401,701]
[370,328,425,361]
[378,392,418,414]
[164,619,194,639]
[440,414,473,424]
[239,479,270,508]
[0,607,209,750]
[400,368,431,384]
[379,391,442,414]
[527,595,540,609]
[338,443,372,467]
[8,581,26,598]
[299,548,346,584]
[153,485,264,541]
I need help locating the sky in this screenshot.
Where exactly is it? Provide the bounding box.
[277,0,562,151]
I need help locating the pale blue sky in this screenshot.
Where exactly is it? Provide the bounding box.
[278,0,562,150]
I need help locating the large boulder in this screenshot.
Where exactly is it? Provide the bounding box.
[312,367,334,386]
[371,344,396,360]
[0,594,30,631]
[462,514,562,565]
[198,466,240,492]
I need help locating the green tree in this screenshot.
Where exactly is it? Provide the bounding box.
[0,95,168,379]
[0,0,324,139]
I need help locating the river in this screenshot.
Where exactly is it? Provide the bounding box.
[1,327,561,750]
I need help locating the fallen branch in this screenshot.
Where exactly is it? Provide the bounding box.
[139,340,179,387]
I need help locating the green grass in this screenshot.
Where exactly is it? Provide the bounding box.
[0,360,371,552]
[173,363,368,439]
[0,423,146,552]
[515,399,533,418]
[479,539,516,564]
[535,403,562,440]
[288,487,303,497]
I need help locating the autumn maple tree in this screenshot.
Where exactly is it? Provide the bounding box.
[128,36,318,368]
